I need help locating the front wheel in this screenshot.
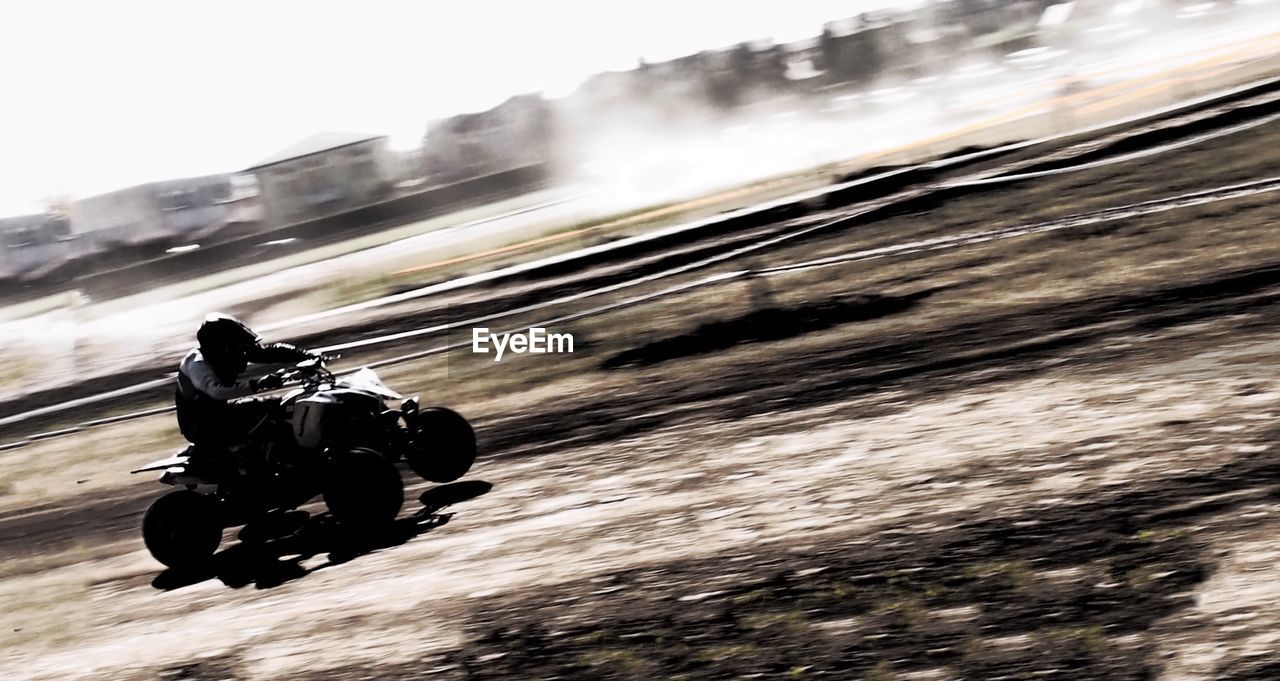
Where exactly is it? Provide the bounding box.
[142,490,223,570]
[323,448,404,528]
[405,407,477,483]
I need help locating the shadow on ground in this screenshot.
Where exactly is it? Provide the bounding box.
[152,480,492,591]
[602,288,942,369]
[486,260,1280,462]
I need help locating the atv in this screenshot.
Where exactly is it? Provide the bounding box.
[131,356,476,570]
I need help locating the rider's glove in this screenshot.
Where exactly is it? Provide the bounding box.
[252,372,284,392]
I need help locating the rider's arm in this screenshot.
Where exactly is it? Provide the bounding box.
[247,342,314,365]
[183,356,259,400]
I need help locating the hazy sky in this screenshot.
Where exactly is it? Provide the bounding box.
[0,0,926,216]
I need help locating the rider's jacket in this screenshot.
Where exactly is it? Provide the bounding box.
[175,342,310,445]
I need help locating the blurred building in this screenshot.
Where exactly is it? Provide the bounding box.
[67,175,237,254]
[568,44,791,128]
[0,213,74,281]
[635,55,710,121]
[779,36,827,89]
[700,43,782,110]
[247,132,395,227]
[391,147,427,187]
[572,68,647,116]
[225,173,264,226]
[421,95,556,184]
[818,16,892,88]
[744,40,793,97]
[936,0,1052,53]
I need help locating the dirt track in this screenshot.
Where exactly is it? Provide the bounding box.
[6,118,1280,679]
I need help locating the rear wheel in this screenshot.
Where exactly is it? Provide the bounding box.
[405,407,477,483]
[323,448,404,528]
[142,490,222,570]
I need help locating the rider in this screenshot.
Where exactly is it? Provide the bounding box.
[175,313,319,458]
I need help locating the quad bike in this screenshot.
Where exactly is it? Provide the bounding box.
[131,357,476,570]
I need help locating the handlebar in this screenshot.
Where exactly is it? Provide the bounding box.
[273,353,340,388]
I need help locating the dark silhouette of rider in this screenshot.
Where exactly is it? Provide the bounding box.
[175,313,316,453]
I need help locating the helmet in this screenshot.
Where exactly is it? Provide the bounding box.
[197,313,260,350]
[197,313,260,375]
